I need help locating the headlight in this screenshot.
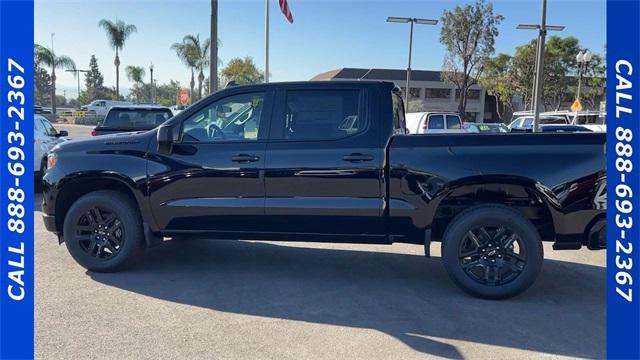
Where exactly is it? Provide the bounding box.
[47,153,57,169]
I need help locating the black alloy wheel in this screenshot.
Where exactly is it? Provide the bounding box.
[458,226,526,286]
[442,204,543,299]
[63,190,144,272]
[73,206,125,260]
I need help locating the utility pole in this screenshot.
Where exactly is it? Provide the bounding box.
[210,0,218,93]
[517,0,564,132]
[386,17,438,109]
[65,68,89,100]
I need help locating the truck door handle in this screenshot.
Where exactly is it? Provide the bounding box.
[231,154,260,163]
[343,153,373,162]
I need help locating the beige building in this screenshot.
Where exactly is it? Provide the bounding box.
[311,68,489,122]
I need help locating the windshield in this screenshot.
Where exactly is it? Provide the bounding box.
[102,109,173,129]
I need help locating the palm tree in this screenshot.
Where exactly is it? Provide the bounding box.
[34,44,76,115]
[171,37,199,104]
[125,65,145,102]
[183,34,211,100]
[98,19,137,98]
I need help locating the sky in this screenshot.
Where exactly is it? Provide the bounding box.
[35,0,606,99]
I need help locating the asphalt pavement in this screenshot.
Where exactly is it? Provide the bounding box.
[36,124,605,359]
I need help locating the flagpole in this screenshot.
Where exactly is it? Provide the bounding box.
[265,0,269,83]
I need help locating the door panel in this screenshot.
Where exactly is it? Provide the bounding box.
[148,91,272,234]
[264,87,385,239]
[149,142,266,232]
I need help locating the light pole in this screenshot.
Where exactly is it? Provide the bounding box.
[65,69,89,100]
[576,49,592,103]
[517,0,564,132]
[387,16,438,109]
[149,62,154,103]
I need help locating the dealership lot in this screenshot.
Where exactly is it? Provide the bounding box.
[36,125,605,359]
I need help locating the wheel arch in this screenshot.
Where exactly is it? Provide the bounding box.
[54,172,151,239]
[429,175,558,244]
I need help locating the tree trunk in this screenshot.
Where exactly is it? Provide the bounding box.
[458,85,468,121]
[198,68,205,100]
[190,70,196,104]
[115,48,120,98]
[494,98,503,121]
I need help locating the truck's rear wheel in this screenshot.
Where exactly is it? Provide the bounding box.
[63,190,143,272]
[441,205,543,299]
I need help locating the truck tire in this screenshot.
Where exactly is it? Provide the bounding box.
[441,204,543,299]
[63,190,143,272]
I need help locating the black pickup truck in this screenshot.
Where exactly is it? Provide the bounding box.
[42,81,606,299]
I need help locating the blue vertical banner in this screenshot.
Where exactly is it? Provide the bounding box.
[0,0,35,359]
[607,0,640,359]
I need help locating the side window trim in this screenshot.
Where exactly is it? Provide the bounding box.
[269,87,368,143]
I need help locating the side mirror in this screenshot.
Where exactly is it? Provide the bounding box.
[157,124,178,155]
[56,130,68,137]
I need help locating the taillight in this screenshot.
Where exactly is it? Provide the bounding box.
[422,118,429,129]
[91,129,96,136]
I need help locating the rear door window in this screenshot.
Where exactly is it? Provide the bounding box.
[446,115,462,129]
[282,90,362,141]
[427,115,445,129]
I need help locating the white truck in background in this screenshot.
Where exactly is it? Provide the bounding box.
[81,99,134,117]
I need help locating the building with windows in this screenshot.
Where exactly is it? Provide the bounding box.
[311,68,491,122]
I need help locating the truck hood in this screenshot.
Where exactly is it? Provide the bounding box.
[51,129,156,154]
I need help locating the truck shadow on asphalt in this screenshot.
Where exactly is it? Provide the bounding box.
[89,238,604,359]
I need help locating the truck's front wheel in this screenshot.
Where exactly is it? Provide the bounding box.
[63,190,143,272]
[441,205,543,299]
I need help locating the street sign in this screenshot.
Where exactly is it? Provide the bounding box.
[571,99,583,112]
[179,89,189,106]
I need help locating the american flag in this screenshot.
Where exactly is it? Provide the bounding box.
[279,0,294,23]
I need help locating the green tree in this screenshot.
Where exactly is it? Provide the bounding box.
[502,36,605,112]
[137,80,182,107]
[543,36,582,110]
[184,34,211,100]
[85,55,105,90]
[510,40,537,110]
[98,18,137,98]
[579,53,606,110]
[34,44,76,115]
[78,55,121,105]
[439,0,503,120]
[125,65,146,102]
[479,53,514,120]
[220,57,264,85]
[171,37,198,104]
[34,63,53,106]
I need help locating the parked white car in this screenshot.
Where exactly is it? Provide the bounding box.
[405,112,465,134]
[34,115,67,177]
[80,99,133,117]
[508,115,568,130]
